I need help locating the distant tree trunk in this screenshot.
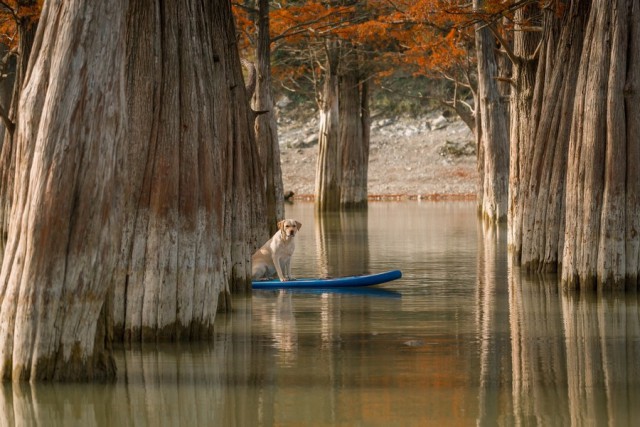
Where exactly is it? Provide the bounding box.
[511,1,587,271]
[562,0,640,291]
[474,0,510,223]
[0,14,37,258]
[474,92,484,212]
[254,0,284,234]
[0,0,125,381]
[315,42,341,212]
[506,3,541,264]
[339,54,369,209]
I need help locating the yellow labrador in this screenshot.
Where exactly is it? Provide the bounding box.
[252,219,302,281]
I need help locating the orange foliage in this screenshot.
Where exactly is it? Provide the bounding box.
[232,0,539,101]
[0,1,42,49]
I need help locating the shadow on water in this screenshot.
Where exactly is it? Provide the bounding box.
[2,202,640,425]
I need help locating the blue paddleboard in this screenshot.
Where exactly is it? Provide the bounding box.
[252,269,402,289]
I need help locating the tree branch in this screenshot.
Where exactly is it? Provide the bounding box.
[489,25,518,65]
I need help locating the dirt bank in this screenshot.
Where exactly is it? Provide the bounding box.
[277,113,479,201]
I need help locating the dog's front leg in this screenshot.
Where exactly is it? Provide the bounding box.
[273,255,287,281]
[283,258,294,280]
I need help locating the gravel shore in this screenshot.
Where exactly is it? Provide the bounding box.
[277,113,478,200]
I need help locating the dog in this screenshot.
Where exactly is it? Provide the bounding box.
[252,219,302,281]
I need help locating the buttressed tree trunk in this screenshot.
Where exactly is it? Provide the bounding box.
[511,1,588,272]
[474,0,510,223]
[254,0,285,235]
[113,0,263,342]
[0,0,126,381]
[562,0,640,291]
[315,42,341,212]
[339,53,370,209]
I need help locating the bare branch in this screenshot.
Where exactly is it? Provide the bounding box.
[489,25,518,65]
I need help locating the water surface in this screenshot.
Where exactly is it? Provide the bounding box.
[3,202,640,426]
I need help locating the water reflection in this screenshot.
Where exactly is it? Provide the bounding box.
[2,202,640,425]
[509,267,569,425]
[314,209,370,277]
[476,222,511,425]
[561,292,640,426]
[509,267,640,425]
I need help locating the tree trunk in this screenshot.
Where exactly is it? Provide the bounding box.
[562,0,640,291]
[222,2,268,294]
[315,42,341,212]
[474,0,510,223]
[114,0,263,341]
[0,0,126,381]
[339,56,369,209]
[507,5,540,263]
[254,0,284,235]
[0,16,37,259]
[474,91,484,213]
[513,1,588,272]
[624,0,640,287]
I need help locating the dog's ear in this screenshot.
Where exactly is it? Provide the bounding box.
[277,220,285,231]
[295,221,302,230]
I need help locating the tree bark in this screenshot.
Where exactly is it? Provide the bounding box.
[254,0,285,235]
[315,42,341,212]
[474,0,510,223]
[339,53,369,209]
[517,1,588,273]
[113,0,264,341]
[624,0,640,286]
[0,14,37,259]
[0,0,126,381]
[562,0,640,290]
[221,2,268,294]
[507,4,541,263]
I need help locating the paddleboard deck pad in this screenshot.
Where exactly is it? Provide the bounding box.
[252,269,402,289]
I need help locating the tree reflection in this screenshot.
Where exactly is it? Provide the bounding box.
[314,209,370,277]
[562,292,640,426]
[508,267,569,425]
[509,267,640,425]
[475,221,511,424]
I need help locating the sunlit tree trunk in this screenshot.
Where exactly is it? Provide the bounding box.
[339,53,369,209]
[507,4,541,263]
[253,0,284,235]
[562,0,640,291]
[0,0,126,381]
[315,42,341,212]
[513,2,587,272]
[474,0,510,223]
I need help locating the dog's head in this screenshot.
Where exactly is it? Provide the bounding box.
[278,219,301,239]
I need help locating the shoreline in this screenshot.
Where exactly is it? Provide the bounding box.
[289,193,477,202]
